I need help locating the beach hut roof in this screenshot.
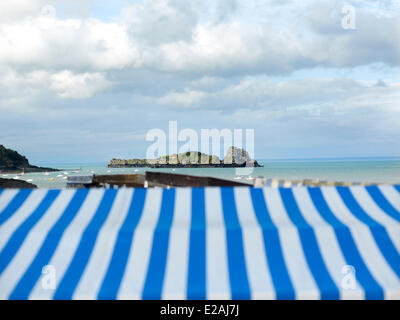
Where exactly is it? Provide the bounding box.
[0,185,399,299]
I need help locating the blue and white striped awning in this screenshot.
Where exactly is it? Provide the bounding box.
[0,186,399,300]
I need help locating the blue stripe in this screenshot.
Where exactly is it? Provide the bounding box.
[337,187,400,279]
[142,189,175,300]
[366,186,400,222]
[0,189,32,226]
[308,187,384,299]
[249,188,295,299]
[395,186,400,193]
[53,189,117,299]
[279,188,339,300]
[220,187,251,300]
[187,188,206,300]
[0,190,60,276]
[98,189,147,299]
[9,189,89,299]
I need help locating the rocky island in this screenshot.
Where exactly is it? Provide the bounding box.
[0,144,59,174]
[108,146,262,168]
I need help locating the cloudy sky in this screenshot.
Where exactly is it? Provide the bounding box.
[0,0,399,164]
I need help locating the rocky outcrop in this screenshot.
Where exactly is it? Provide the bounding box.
[157,152,221,165]
[0,145,59,174]
[108,148,262,168]
[0,178,37,189]
[223,146,259,166]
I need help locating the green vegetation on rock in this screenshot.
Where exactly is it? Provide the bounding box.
[0,145,30,169]
[0,145,59,173]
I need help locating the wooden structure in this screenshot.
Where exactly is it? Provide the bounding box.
[67,172,250,188]
[144,171,250,187]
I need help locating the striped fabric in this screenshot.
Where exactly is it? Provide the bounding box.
[0,186,399,300]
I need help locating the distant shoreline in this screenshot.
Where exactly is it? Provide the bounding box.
[33,156,400,168]
[0,166,60,174]
[107,163,263,168]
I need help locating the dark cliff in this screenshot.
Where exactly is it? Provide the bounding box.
[0,145,59,173]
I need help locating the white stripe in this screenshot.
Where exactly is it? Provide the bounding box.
[320,187,362,225]
[162,188,191,299]
[234,187,275,299]
[0,190,47,252]
[0,189,19,214]
[117,188,163,299]
[292,187,364,299]
[378,185,400,213]
[263,187,319,299]
[350,186,400,253]
[205,187,230,299]
[29,189,105,299]
[73,189,134,299]
[321,187,400,299]
[350,186,400,227]
[0,190,74,299]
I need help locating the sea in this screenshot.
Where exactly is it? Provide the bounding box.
[3,158,400,188]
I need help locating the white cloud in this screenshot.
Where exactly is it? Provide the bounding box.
[0,14,138,71]
[49,71,110,99]
[0,0,399,79]
[113,16,310,76]
[122,0,198,45]
[157,89,205,107]
[155,76,400,118]
[0,0,45,22]
[0,68,110,100]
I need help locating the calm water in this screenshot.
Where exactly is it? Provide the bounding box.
[3,158,400,188]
